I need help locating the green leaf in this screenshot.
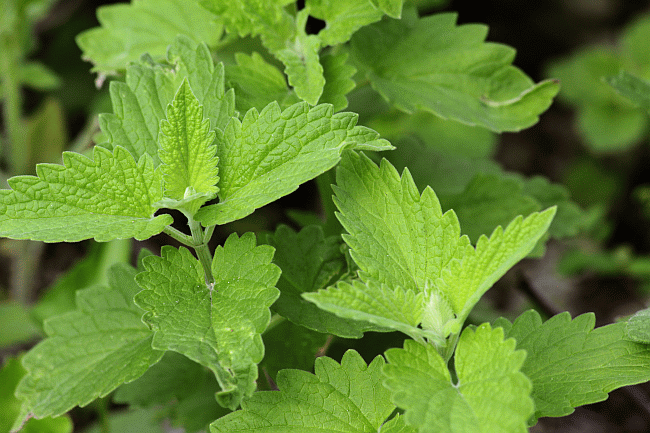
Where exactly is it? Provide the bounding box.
[369,0,403,18]
[626,308,650,343]
[210,350,397,432]
[351,12,559,132]
[0,146,172,242]
[0,302,41,347]
[439,173,540,243]
[158,79,219,214]
[195,102,390,226]
[134,233,281,410]
[76,0,223,73]
[13,264,164,426]
[496,310,650,422]
[307,0,384,46]
[1,357,73,433]
[306,152,554,341]
[225,52,296,113]
[607,70,650,112]
[99,36,234,164]
[274,9,325,104]
[319,50,357,112]
[383,325,533,433]
[267,225,378,338]
[82,407,165,433]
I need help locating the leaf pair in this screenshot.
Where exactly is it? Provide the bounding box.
[305,151,556,344]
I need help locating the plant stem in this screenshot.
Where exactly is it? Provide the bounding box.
[0,33,27,174]
[442,331,461,363]
[188,217,215,285]
[163,225,196,246]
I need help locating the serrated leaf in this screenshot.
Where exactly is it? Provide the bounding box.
[351,13,559,132]
[0,146,172,242]
[210,350,396,432]
[383,325,533,433]
[435,208,555,330]
[275,10,325,105]
[195,102,390,226]
[307,0,384,46]
[267,225,379,338]
[76,0,222,74]
[225,52,297,113]
[158,79,219,214]
[13,264,164,426]
[99,35,234,164]
[134,233,280,410]
[319,50,357,112]
[496,310,650,422]
[307,152,553,341]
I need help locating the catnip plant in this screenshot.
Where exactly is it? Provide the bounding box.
[3,0,650,432]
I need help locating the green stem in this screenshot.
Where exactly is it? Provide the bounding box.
[0,34,26,174]
[442,331,461,363]
[163,225,196,246]
[188,217,215,285]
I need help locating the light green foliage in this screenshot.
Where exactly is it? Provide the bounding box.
[319,50,357,111]
[350,12,559,132]
[547,14,650,151]
[210,350,402,432]
[224,52,296,112]
[495,310,650,422]
[306,151,554,342]
[369,0,404,18]
[1,357,73,433]
[99,36,234,165]
[267,225,380,338]
[134,233,281,410]
[307,0,384,46]
[82,407,165,433]
[76,0,223,73]
[626,308,650,344]
[195,102,391,226]
[383,325,533,433]
[158,79,219,214]
[12,264,164,427]
[0,146,172,242]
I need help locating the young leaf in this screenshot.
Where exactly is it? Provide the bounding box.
[210,350,399,432]
[13,264,164,426]
[495,310,650,422]
[306,152,554,341]
[158,79,219,214]
[99,36,234,164]
[307,0,384,46]
[383,325,533,433]
[76,0,223,73]
[195,102,391,226]
[134,233,281,410]
[350,12,559,132]
[267,225,380,338]
[0,146,172,242]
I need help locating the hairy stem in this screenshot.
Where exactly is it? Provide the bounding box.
[188,217,215,285]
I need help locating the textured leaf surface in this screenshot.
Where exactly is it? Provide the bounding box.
[196,102,390,226]
[307,0,384,46]
[307,152,553,341]
[99,36,234,164]
[626,308,650,343]
[607,70,650,111]
[210,350,397,432]
[0,146,171,242]
[13,264,163,425]
[496,310,650,422]
[134,233,280,409]
[351,12,559,132]
[76,0,222,73]
[383,325,533,433]
[268,225,378,338]
[158,79,219,213]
